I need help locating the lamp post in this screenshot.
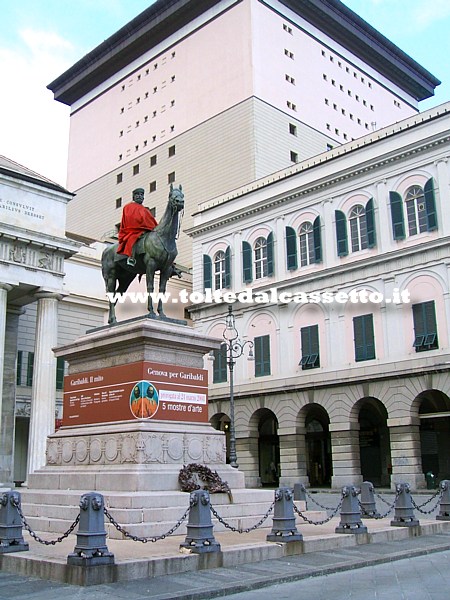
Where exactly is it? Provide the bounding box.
[220,304,253,469]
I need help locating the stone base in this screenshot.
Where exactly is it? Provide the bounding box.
[31,420,244,492]
[335,524,368,534]
[266,531,303,542]
[0,541,29,554]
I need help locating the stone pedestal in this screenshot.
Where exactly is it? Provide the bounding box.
[28,317,245,493]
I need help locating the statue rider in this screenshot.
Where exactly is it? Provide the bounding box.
[117,188,157,266]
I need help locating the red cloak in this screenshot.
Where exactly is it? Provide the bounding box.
[117,202,158,256]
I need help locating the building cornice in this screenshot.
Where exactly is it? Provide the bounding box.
[187,108,450,236]
[47,0,439,106]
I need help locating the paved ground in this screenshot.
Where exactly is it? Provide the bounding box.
[0,487,446,600]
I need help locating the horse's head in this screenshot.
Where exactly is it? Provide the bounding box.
[169,183,185,212]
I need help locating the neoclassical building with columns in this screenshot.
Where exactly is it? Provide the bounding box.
[188,102,450,491]
[0,156,106,487]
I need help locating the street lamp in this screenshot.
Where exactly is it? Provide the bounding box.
[220,304,254,469]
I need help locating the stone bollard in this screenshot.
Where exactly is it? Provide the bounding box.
[67,492,114,566]
[0,491,29,553]
[360,481,380,518]
[293,483,307,509]
[335,485,367,534]
[180,490,221,553]
[436,480,450,521]
[390,482,419,527]
[267,487,303,542]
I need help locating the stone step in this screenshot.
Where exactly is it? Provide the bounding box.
[20,508,326,540]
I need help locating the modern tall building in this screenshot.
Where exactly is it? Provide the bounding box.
[48,0,440,267]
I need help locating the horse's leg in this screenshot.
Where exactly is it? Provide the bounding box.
[157,268,171,317]
[146,261,157,316]
[105,271,118,324]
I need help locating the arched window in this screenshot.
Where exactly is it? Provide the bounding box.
[299,222,314,266]
[214,251,226,290]
[254,237,268,279]
[405,185,427,236]
[349,204,368,252]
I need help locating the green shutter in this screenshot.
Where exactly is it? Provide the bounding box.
[26,352,34,387]
[300,325,320,368]
[313,216,322,263]
[424,178,438,231]
[224,246,231,288]
[16,351,23,386]
[213,347,227,383]
[203,255,212,291]
[335,210,348,256]
[267,232,274,276]
[56,357,65,390]
[242,241,252,283]
[365,198,376,248]
[255,335,270,377]
[354,315,375,361]
[390,191,405,240]
[413,301,438,351]
[285,226,298,270]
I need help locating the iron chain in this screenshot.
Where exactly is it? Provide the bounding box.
[103,505,190,543]
[209,501,274,533]
[375,492,397,507]
[301,487,337,511]
[411,488,443,515]
[12,499,80,545]
[293,498,342,525]
[358,491,399,519]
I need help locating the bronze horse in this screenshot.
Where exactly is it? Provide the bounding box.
[101,184,184,324]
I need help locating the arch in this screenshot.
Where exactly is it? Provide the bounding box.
[415,390,450,482]
[249,408,280,486]
[354,397,391,487]
[299,403,332,487]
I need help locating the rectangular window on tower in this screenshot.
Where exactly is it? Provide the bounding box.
[212,346,227,384]
[353,314,375,361]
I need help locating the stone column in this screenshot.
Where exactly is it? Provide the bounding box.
[27,292,61,476]
[0,285,13,486]
[236,434,259,487]
[279,427,308,487]
[388,417,426,491]
[330,423,362,489]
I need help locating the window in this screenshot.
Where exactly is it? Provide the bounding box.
[353,314,375,361]
[287,101,297,111]
[136,97,140,104]
[116,173,123,184]
[283,23,293,34]
[171,51,176,58]
[171,99,175,107]
[119,130,123,137]
[405,185,428,236]
[135,145,139,152]
[213,346,227,383]
[150,155,157,166]
[56,358,65,391]
[214,251,226,290]
[16,351,23,385]
[254,335,270,377]
[349,205,368,252]
[168,145,176,157]
[324,98,329,105]
[135,121,140,128]
[289,123,297,136]
[326,143,333,151]
[290,151,298,163]
[300,325,320,369]
[149,181,157,193]
[299,222,314,266]
[115,198,122,209]
[171,75,176,82]
[168,172,176,184]
[153,86,157,94]
[413,301,438,352]
[120,107,124,114]
[285,74,295,84]
[323,74,327,81]
[26,352,34,387]
[133,164,139,175]
[254,237,268,279]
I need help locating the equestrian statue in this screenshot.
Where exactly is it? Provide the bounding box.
[101,184,184,324]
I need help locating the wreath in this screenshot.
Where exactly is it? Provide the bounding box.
[178,463,231,496]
